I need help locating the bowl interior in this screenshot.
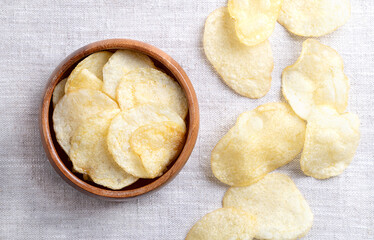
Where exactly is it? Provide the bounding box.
[43,40,199,199]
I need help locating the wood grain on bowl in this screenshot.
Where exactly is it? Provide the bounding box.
[40,39,199,201]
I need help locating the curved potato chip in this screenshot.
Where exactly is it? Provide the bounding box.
[130,121,186,178]
[282,39,349,120]
[203,7,274,98]
[69,109,138,190]
[65,69,103,93]
[52,78,67,108]
[301,106,360,179]
[53,89,118,153]
[107,104,185,178]
[278,0,351,37]
[228,0,283,46]
[211,102,306,186]
[103,50,155,99]
[116,68,188,119]
[223,173,313,240]
[185,207,257,240]
[65,51,112,93]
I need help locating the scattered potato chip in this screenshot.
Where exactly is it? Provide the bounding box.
[65,51,112,94]
[223,173,313,240]
[69,109,138,190]
[130,121,186,178]
[53,89,118,154]
[282,39,349,120]
[228,0,283,46]
[203,7,273,98]
[52,78,67,108]
[300,106,360,179]
[107,104,186,178]
[278,0,351,37]
[103,50,155,99]
[211,102,306,186]
[185,207,257,240]
[116,68,188,119]
[65,68,103,93]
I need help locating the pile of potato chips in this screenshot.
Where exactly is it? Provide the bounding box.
[52,50,188,190]
[188,0,359,239]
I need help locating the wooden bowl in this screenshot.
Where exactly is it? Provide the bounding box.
[40,39,199,201]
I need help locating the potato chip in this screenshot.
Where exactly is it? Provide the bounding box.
[130,121,186,178]
[107,104,185,178]
[185,207,257,240]
[102,50,155,99]
[116,68,188,119]
[300,106,360,179]
[65,68,103,93]
[223,173,313,240]
[52,78,67,108]
[228,0,283,46]
[203,7,273,98]
[282,39,349,120]
[211,102,305,186]
[53,89,118,154]
[65,51,112,93]
[278,0,351,37]
[69,109,138,190]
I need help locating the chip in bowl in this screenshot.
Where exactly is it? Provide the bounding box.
[69,109,138,190]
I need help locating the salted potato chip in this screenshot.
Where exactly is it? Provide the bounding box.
[130,121,186,178]
[211,102,306,186]
[223,173,313,240]
[116,68,188,119]
[282,39,349,120]
[53,89,118,154]
[185,207,257,240]
[102,50,155,99]
[278,0,351,37]
[52,78,67,108]
[203,7,273,98]
[69,109,138,190]
[228,0,283,46]
[65,51,112,93]
[65,69,103,93]
[107,104,185,178]
[301,106,360,179]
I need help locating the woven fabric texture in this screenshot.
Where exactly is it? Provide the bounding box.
[0,0,373,239]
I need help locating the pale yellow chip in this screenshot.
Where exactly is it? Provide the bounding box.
[211,102,306,186]
[69,109,138,190]
[65,69,103,93]
[52,78,67,108]
[65,51,112,93]
[53,89,118,154]
[301,105,360,179]
[116,68,188,119]
[223,173,313,240]
[130,121,186,178]
[228,0,283,46]
[282,39,349,120]
[203,7,274,98]
[102,50,155,99]
[107,104,186,178]
[185,207,257,240]
[278,0,351,37]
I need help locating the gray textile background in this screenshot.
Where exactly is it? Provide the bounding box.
[0,0,373,239]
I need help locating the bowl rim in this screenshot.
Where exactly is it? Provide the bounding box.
[40,38,199,200]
